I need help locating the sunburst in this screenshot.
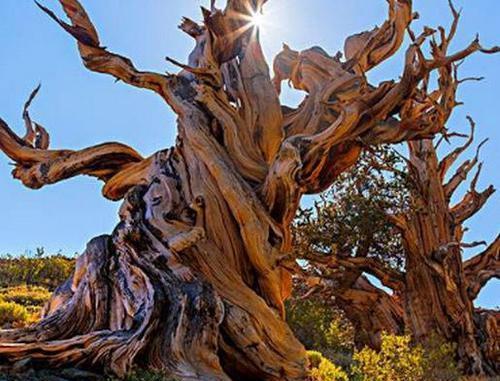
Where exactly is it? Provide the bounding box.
[223,3,277,44]
[250,11,266,28]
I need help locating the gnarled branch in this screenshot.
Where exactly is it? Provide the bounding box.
[0,89,150,200]
[268,5,499,197]
[301,250,404,292]
[36,0,174,106]
[444,135,488,199]
[439,116,477,181]
[450,164,495,224]
[344,0,413,73]
[464,235,500,300]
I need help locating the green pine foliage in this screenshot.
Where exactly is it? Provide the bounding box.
[293,146,409,272]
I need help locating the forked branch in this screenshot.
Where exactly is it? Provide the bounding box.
[464,235,500,300]
[450,163,495,224]
[36,0,174,105]
[301,250,404,292]
[0,88,150,200]
[439,116,477,180]
[444,130,488,199]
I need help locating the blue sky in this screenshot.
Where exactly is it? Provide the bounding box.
[0,1,498,308]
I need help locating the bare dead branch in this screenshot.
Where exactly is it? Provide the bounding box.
[0,91,148,200]
[21,84,50,149]
[461,241,487,249]
[450,163,495,224]
[343,0,414,73]
[439,116,476,180]
[36,0,174,104]
[444,137,488,198]
[464,235,500,300]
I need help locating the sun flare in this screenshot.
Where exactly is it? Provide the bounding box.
[250,11,266,28]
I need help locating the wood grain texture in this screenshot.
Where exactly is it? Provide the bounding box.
[297,118,499,376]
[0,0,498,379]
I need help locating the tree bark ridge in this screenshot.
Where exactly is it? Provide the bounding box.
[0,0,498,378]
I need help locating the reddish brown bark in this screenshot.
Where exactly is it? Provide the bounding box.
[399,138,498,375]
[300,134,499,375]
[294,4,499,374]
[341,277,404,350]
[0,0,498,379]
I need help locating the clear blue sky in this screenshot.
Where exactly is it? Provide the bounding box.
[0,1,498,308]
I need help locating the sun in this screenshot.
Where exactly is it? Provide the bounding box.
[236,4,281,37]
[250,11,266,28]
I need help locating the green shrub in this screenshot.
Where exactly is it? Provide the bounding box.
[308,350,349,381]
[286,298,354,359]
[421,334,461,381]
[0,253,74,290]
[35,256,75,289]
[0,301,29,327]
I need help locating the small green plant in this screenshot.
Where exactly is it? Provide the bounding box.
[308,350,349,381]
[0,300,29,327]
[421,334,461,381]
[287,298,354,358]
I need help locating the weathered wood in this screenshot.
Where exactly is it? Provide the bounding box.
[401,138,498,375]
[298,131,498,375]
[291,3,499,374]
[0,0,498,379]
[297,270,405,350]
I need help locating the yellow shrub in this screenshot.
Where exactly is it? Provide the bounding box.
[307,351,349,381]
[352,334,425,381]
[0,301,28,327]
[0,285,51,307]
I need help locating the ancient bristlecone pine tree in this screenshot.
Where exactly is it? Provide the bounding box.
[0,0,498,379]
[296,128,499,375]
[402,135,499,375]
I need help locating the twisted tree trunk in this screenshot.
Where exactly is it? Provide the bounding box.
[298,266,404,350]
[0,0,497,379]
[336,276,405,350]
[400,139,499,375]
[297,137,499,375]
